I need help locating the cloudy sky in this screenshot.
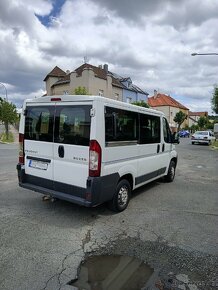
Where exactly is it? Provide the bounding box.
[0,0,218,113]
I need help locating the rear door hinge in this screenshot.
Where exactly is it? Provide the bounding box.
[90,108,95,117]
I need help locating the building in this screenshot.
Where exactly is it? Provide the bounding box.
[188,111,208,127]
[44,63,149,103]
[148,91,189,131]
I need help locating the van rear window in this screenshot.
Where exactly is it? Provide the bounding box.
[24,106,54,142]
[24,105,91,146]
[54,105,91,146]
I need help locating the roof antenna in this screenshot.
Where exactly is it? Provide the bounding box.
[84,55,89,64]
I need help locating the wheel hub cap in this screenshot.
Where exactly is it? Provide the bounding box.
[118,186,128,205]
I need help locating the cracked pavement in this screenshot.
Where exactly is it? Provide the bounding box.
[0,139,218,290]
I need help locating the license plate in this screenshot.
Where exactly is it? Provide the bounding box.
[29,160,48,170]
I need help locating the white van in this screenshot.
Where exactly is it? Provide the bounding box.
[17,95,178,212]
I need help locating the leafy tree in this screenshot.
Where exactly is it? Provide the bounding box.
[208,115,218,122]
[131,100,149,108]
[197,116,207,129]
[211,85,218,114]
[73,86,89,95]
[173,110,187,132]
[206,122,214,130]
[190,124,199,133]
[0,98,18,140]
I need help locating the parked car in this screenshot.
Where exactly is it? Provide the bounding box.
[179,130,190,138]
[191,131,216,145]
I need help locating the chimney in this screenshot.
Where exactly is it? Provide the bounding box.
[154,89,158,98]
[98,65,102,69]
[104,64,108,73]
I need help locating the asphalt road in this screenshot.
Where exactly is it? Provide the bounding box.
[0,139,217,290]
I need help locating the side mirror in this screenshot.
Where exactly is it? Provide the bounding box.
[171,133,180,144]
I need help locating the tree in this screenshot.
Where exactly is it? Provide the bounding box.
[190,124,199,133]
[131,100,149,108]
[73,86,89,95]
[173,110,187,132]
[197,116,207,129]
[0,98,18,140]
[211,85,218,114]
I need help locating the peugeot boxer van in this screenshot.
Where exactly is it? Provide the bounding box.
[17,95,178,212]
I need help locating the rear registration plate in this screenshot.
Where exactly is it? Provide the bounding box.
[29,160,48,170]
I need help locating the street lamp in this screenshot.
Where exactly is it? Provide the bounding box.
[0,82,8,101]
[191,52,218,56]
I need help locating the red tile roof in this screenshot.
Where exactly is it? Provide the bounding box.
[148,93,189,110]
[189,111,208,116]
[44,66,66,81]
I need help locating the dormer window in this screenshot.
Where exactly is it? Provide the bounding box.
[99,89,104,96]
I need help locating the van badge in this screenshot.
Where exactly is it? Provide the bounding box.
[73,157,87,162]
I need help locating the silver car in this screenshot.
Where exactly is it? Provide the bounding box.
[191,131,215,145]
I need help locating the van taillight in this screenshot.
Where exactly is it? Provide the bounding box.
[19,133,24,164]
[89,140,101,177]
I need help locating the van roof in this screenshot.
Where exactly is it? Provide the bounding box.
[25,95,164,116]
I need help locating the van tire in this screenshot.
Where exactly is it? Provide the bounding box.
[108,179,131,212]
[164,160,176,182]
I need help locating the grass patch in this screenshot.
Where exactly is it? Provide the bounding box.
[0,132,14,143]
[212,140,218,148]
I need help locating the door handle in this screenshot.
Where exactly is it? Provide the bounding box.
[162,143,165,152]
[157,144,160,153]
[58,145,64,158]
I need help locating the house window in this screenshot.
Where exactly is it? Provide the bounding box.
[115,93,119,100]
[99,89,104,96]
[126,97,132,103]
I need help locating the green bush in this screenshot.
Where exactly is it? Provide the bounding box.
[0,132,14,143]
[212,140,218,148]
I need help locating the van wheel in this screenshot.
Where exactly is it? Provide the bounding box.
[108,180,131,212]
[164,160,176,182]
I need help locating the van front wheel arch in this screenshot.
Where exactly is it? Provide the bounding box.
[107,179,131,212]
[164,160,176,182]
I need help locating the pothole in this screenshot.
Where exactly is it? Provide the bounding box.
[68,255,154,290]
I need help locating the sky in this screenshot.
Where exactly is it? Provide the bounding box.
[0,0,218,113]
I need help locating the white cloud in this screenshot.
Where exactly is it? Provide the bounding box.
[0,0,217,114]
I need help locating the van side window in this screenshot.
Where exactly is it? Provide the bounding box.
[139,114,160,144]
[55,106,91,146]
[105,107,138,143]
[163,117,171,143]
[24,106,53,142]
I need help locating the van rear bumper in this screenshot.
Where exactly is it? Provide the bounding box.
[17,164,119,207]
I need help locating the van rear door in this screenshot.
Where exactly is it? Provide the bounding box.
[53,102,92,194]
[24,104,55,188]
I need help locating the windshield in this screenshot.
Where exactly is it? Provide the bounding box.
[195,131,208,135]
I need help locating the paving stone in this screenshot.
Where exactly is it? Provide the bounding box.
[176,274,189,284]
[188,284,198,290]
